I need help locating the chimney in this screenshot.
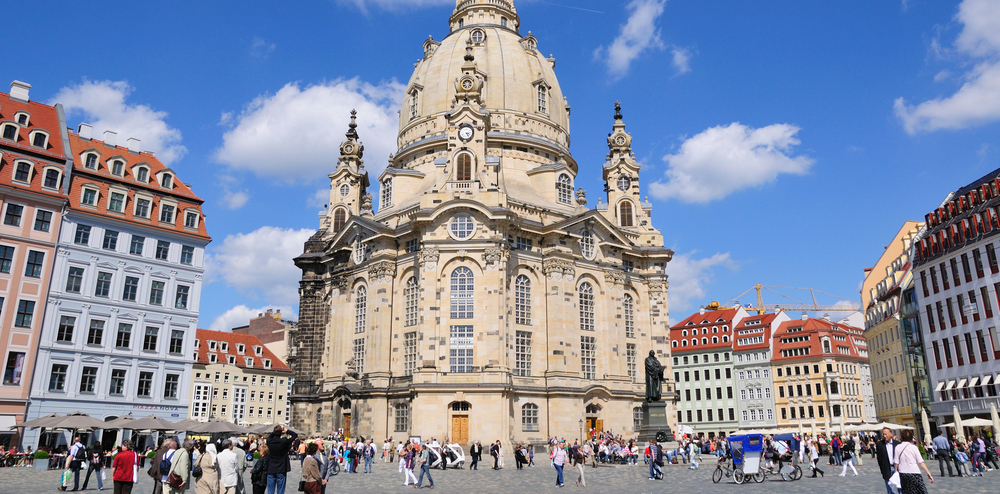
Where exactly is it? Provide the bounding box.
[801,312,808,321]
[823,313,831,321]
[77,123,93,140]
[699,307,706,315]
[266,309,273,315]
[103,130,117,147]
[258,313,263,317]
[9,81,30,102]
[126,137,141,153]
[276,309,281,315]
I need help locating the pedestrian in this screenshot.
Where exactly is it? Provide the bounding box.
[195,442,220,494]
[230,438,247,494]
[363,440,375,473]
[647,440,660,480]
[931,430,955,477]
[469,441,481,470]
[572,443,586,487]
[167,439,194,494]
[490,441,500,470]
[81,445,106,491]
[832,434,843,467]
[809,438,824,478]
[264,425,297,494]
[301,443,321,494]
[876,428,901,494]
[112,440,139,494]
[149,440,169,494]
[894,430,934,493]
[66,436,86,492]
[839,435,858,476]
[402,445,418,486]
[550,440,567,487]
[971,435,986,476]
[249,444,269,494]
[416,443,435,489]
[217,440,240,494]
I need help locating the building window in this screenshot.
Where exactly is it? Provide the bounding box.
[111,160,124,176]
[579,282,595,331]
[185,211,199,229]
[108,192,125,213]
[409,90,419,119]
[43,169,59,188]
[3,204,23,226]
[116,323,132,349]
[405,277,419,326]
[160,204,175,223]
[180,245,194,265]
[31,132,46,147]
[556,174,572,204]
[450,267,474,318]
[135,198,150,218]
[136,167,148,182]
[627,343,637,383]
[33,210,52,232]
[332,208,347,233]
[57,316,75,342]
[449,325,474,373]
[24,250,44,278]
[79,366,97,394]
[404,331,418,376]
[144,327,158,351]
[87,320,105,345]
[581,336,596,379]
[353,337,366,375]
[515,330,532,377]
[515,275,531,325]
[537,85,547,113]
[101,230,120,250]
[521,403,539,431]
[1,124,17,140]
[381,178,393,208]
[49,364,68,391]
[352,236,368,264]
[75,224,91,245]
[155,240,170,260]
[395,403,410,432]
[13,163,31,183]
[456,154,472,181]
[449,214,475,240]
[169,330,184,354]
[355,286,367,333]
[110,369,126,395]
[129,235,145,256]
[175,285,190,309]
[161,174,173,188]
[14,300,34,328]
[164,374,179,399]
[623,294,635,338]
[0,246,12,274]
[580,230,595,259]
[95,272,113,297]
[137,371,153,397]
[619,201,634,227]
[149,281,165,305]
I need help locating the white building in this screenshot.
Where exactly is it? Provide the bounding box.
[22,128,210,450]
[733,311,790,430]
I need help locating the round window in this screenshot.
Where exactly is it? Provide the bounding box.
[471,30,485,43]
[340,184,350,198]
[617,176,631,191]
[449,214,476,241]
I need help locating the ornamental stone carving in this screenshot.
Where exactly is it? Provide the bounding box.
[542,259,575,280]
[604,269,625,285]
[419,248,440,270]
[368,261,397,284]
[483,246,508,270]
[331,276,349,296]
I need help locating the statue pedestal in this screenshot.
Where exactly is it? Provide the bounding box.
[639,401,674,446]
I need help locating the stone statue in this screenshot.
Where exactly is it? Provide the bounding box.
[644,350,664,402]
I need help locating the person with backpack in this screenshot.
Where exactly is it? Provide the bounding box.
[111,440,139,494]
[63,437,87,492]
[362,440,375,473]
[81,446,106,491]
[149,440,169,494]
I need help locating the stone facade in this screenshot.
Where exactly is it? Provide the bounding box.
[289,0,676,446]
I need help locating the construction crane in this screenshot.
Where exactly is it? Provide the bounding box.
[721,284,862,316]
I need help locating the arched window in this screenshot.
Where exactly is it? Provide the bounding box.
[84,153,98,169]
[712,336,718,344]
[623,294,635,338]
[556,174,572,204]
[354,286,367,334]
[404,277,418,327]
[353,236,367,264]
[579,282,594,332]
[672,340,678,348]
[161,173,173,188]
[691,339,697,347]
[514,275,531,325]
[394,403,410,432]
[619,201,634,227]
[702,337,708,345]
[722,335,729,343]
[456,154,472,181]
[450,267,474,319]
[332,208,347,233]
[381,177,393,209]
[537,85,547,113]
[822,338,832,354]
[682,340,688,347]
[580,230,595,259]
[521,403,539,431]
[409,91,419,119]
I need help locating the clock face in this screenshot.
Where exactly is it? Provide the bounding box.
[614,135,627,146]
[459,125,474,142]
[618,176,631,191]
[343,144,354,154]
[462,79,473,90]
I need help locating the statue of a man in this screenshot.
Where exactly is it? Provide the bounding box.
[644,350,664,402]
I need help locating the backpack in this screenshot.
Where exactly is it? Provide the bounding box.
[75,445,89,462]
[160,450,174,476]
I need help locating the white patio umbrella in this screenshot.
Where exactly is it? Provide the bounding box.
[953,406,966,444]
[921,409,932,445]
[991,403,1000,439]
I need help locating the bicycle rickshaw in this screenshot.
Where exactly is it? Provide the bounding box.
[771,433,803,481]
[712,434,766,484]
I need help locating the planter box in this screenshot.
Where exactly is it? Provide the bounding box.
[34,460,50,472]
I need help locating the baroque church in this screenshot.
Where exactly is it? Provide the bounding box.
[290,0,677,445]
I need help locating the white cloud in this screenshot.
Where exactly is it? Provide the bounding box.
[209,304,296,333]
[895,0,1000,133]
[338,0,451,13]
[51,80,187,164]
[671,46,692,74]
[215,79,404,182]
[665,252,737,313]
[221,190,250,210]
[251,37,276,59]
[649,122,814,203]
[308,188,330,209]
[595,0,667,79]
[205,226,316,305]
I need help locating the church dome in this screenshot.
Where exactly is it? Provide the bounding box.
[396,0,571,163]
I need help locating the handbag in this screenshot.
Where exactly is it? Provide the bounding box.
[298,480,306,492]
[888,471,901,493]
[167,470,184,489]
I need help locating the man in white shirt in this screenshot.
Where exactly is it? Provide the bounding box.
[217,440,241,494]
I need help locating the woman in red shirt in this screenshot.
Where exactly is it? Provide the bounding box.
[111,440,139,494]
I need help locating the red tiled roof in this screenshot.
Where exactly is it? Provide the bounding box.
[670,308,739,353]
[67,132,210,241]
[772,318,867,363]
[0,92,66,160]
[732,313,778,352]
[195,329,292,373]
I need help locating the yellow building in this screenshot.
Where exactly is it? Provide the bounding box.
[190,329,294,426]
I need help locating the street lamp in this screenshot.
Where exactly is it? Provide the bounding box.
[579,419,584,444]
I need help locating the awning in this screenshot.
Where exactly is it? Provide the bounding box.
[957,378,968,389]
[0,415,17,434]
[969,377,980,387]
[946,380,957,390]
[982,375,993,386]
[935,381,945,392]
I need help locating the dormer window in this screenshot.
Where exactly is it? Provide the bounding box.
[254,345,263,356]
[263,359,271,369]
[13,162,32,183]
[470,29,485,43]
[381,178,393,208]
[42,168,61,190]
[160,204,175,223]
[184,211,199,229]
[161,174,173,189]
[108,191,126,213]
[237,343,245,354]
[15,112,28,126]
[111,160,124,176]
[84,153,98,169]
[245,357,254,367]
[409,90,419,119]
[30,131,48,148]
[208,341,217,351]
[136,167,149,182]
[228,355,236,365]
[537,85,547,113]
[220,342,229,352]
[556,174,572,204]
[134,197,151,218]
[2,124,17,140]
[209,354,217,363]
[81,186,99,207]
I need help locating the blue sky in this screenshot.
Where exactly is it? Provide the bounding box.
[5,0,1000,331]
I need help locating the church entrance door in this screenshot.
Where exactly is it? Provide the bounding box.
[451,415,469,445]
[343,413,352,440]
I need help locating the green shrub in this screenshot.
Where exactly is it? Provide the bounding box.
[253,452,262,460]
[147,451,156,458]
[34,451,50,459]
